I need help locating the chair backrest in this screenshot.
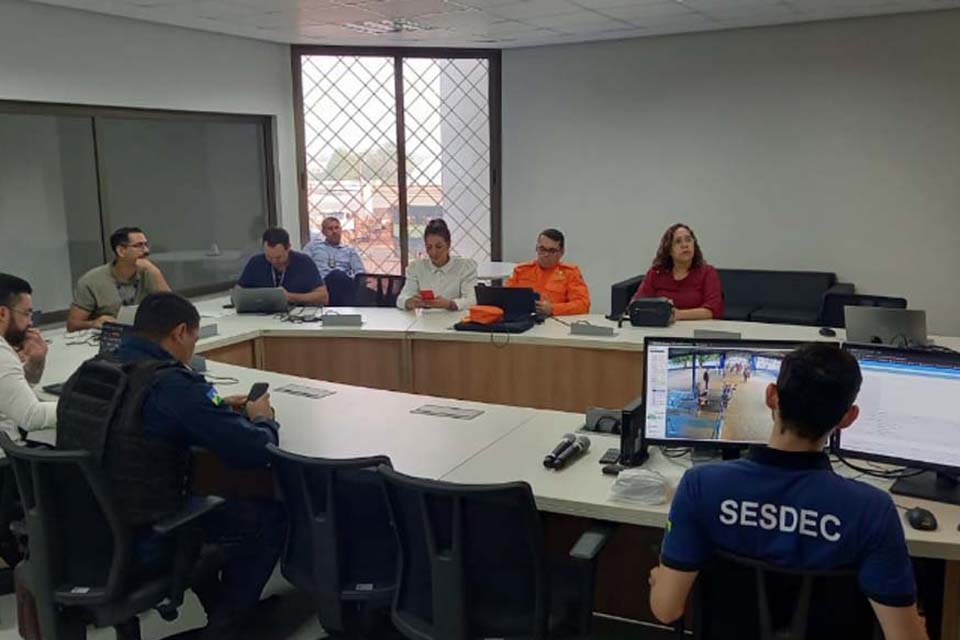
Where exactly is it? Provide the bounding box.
[0,433,131,607]
[379,465,549,640]
[354,273,406,308]
[693,551,879,640]
[820,293,907,328]
[267,445,397,632]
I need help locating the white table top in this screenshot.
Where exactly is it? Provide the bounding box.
[444,414,960,560]
[32,300,960,561]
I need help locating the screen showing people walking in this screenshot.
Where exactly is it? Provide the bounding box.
[644,339,799,444]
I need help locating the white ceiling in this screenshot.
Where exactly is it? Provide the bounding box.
[25,0,960,48]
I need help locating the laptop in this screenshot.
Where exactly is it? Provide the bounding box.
[844,307,929,347]
[475,286,539,321]
[232,287,288,314]
[116,305,138,326]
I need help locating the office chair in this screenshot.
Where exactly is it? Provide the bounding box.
[354,274,406,308]
[267,445,398,638]
[378,465,611,640]
[820,293,907,328]
[0,433,223,640]
[674,550,881,640]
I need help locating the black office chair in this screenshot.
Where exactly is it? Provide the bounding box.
[820,293,907,328]
[675,550,881,640]
[267,445,398,638]
[378,465,611,640]
[0,433,223,640]
[0,457,20,593]
[354,274,406,308]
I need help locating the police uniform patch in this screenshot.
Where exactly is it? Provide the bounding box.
[206,387,223,406]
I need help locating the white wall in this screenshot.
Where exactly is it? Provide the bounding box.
[502,10,960,334]
[0,0,300,241]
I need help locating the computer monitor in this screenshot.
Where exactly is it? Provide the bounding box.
[836,345,960,505]
[643,337,801,452]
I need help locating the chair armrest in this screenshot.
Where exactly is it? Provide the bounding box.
[569,522,616,561]
[151,496,225,536]
[826,282,855,296]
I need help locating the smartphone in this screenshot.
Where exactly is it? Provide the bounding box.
[420,289,435,301]
[246,382,269,403]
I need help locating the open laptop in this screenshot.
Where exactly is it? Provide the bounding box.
[116,305,138,325]
[844,307,929,347]
[232,287,288,314]
[475,285,539,321]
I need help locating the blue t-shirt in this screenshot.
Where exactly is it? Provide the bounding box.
[661,446,916,607]
[237,251,322,294]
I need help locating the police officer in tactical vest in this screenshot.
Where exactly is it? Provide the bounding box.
[57,292,285,638]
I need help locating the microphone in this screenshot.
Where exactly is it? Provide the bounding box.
[551,435,591,470]
[543,433,577,468]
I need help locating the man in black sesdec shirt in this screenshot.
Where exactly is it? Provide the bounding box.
[649,343,928,640]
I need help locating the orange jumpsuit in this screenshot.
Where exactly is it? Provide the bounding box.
[506,261,590,316]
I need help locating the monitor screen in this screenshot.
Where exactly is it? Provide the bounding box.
[837,346,960,473]
[643,338,800,446]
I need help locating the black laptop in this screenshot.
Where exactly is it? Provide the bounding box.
[475,285,539,321]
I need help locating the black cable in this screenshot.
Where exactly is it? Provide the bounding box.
[832,450,925,479]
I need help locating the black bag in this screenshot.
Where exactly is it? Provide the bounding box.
[453,317,537,334]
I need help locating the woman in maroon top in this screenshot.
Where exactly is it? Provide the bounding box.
[632,223,724,320]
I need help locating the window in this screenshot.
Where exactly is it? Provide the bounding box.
[0,102,275,319]
[294,48,501,275]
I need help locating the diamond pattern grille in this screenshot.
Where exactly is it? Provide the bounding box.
[299,54,492,275]
[403,58,491,265]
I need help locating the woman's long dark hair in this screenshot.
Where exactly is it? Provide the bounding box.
[651,223,705,271]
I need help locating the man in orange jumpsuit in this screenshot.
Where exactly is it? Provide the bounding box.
[506,228,590,316]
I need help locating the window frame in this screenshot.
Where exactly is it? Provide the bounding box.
[0,99,278,322]
[291,45,502,272]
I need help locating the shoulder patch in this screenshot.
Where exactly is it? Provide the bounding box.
[206,387,223,406]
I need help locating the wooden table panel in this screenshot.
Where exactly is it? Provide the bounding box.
[200,339,257,368]
[411,340,644,413]
[262,336,405,391]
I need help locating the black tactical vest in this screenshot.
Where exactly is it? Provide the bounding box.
[56,356,190,527]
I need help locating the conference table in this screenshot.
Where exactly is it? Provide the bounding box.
[34,298,960,638]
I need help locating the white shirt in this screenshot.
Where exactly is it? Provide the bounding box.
[0,335,57,446]
[396,257,478,311]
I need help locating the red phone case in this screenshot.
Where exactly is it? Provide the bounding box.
[420,289,435,301]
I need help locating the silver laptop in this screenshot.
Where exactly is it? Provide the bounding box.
[116,305,138,326]
[232,287,288,314]
[844,307,929,347]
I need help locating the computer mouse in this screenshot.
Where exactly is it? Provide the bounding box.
[905,507,938,531]
[819,327,837,337]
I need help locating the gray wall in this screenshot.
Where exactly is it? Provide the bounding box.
[501,10,960,334]
[0,0,299,240]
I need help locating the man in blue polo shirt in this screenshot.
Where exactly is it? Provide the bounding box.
[237,227,329,306]
[649,343,927,640]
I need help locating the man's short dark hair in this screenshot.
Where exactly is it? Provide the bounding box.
[776,343,862,441]
[262,228,291,248]
[539,228,564,249]
[110,227,145,254]
[0,273,32,309]
[133,293,200,341]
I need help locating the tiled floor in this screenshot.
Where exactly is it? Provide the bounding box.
[0,577,677,640]
[0,571,327,640]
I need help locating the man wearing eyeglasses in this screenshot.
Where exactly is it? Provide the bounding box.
[67,227,171,332]
[506,228,590,316]
[0,273,57,445]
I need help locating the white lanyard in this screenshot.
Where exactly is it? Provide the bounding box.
[272,266,286,288]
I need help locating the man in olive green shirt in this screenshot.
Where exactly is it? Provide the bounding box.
[67,227,171,332]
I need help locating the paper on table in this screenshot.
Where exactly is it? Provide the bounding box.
[411,404,483,420]
[275,384,335,400]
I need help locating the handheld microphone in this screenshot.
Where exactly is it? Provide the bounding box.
[551,435,591,470]
[543,433,577,468]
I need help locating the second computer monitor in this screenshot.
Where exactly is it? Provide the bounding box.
[643,337,801,448]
